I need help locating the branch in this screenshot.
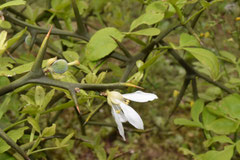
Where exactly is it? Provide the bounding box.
[4,12,89,41]
[0,128,30,160]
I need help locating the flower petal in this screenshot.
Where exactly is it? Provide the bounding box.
[111,106,126,140]
[119,102,144,130]
[112,104,127,122]
[122,91,158,102]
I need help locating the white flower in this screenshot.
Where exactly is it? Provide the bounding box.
[106,90,158,141]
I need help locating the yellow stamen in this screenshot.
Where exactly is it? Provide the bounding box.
[116,110,121,114]
[125,100,130,105]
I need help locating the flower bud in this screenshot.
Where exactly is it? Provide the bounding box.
[51,59,68,74]
[67,60,80,66]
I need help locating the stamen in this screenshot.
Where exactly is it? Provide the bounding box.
[125,100,130,105]
[116,110,121,114]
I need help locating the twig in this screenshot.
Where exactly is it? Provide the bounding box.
[0,128,30,160]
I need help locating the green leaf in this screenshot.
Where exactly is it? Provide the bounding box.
[194,145,234,160]
[94,145,107,160]
[146,1,168,14]
[184,48,219,80]
[191,99,204,123]
[219,50,236,64]
[174,118,203,128]
[202,107,217,126]
[6,28,26,49]
[0,0,26,10]
[203,136,233,148]
[128,28,160,36]
[107,147,118,160]
[20,95,35,105]
[0,127,28,153]
[27,117,41,133]
[220,93,240,120]
[42,89,55,110]
[86,27,124,61]
[236,140,240,154]
[62,50,79,62]
[205,118,239,134]
[130,12,164,31]
[179,33,200,47]
[60,132,74,146]
[0,76,10,88]
[35,86,45,107]
[42,124,56,137]
[0,94,12,120]
[0,30,7,56]
[0,20,11,29]
[178,147,195,156]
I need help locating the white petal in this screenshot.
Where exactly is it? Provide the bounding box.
[111,107,126,140]
[122,91,158,103]
[119,102,144,130]
[112,104,127,122]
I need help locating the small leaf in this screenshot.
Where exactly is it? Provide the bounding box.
[0,94,12,120]
[35,86,45,107]
[219,50,236,64]
[184,48,219,80]
[86,27,124,61]
[180,33,200,47]
[191,99,204,123]
[94,145,107,160]
[220,93,240,120]
[42,89,55,110]
[0,127,28,153]
[42,124,56,137]
[178,147,195,156]
[174,118,203,128]
[194,145,234,160]
[202,107,217,126]
[130,12,164,31]
[236,140,240,154]
[27,117,41,133]
[62,50,79,62]
[206,118,239,134]
[128,28,160,36]
[60,132,74,146]
[6,28,26,49]
[203,136,233,148]
[0,0,26,10]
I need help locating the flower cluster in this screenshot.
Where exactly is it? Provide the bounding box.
[106,90,158,141]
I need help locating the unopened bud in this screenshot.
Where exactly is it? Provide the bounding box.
[46,57,57,68]
[67,60,80,66]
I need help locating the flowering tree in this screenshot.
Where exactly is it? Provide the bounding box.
[0,0,240,159]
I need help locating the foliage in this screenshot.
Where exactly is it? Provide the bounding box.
[0,0,240,159]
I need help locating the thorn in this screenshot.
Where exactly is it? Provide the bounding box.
[46,25,53,38]
[124,83,144,90]
[75,105,81,114]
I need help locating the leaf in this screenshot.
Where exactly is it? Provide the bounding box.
[174,118,203,128]
[0,94,12,120]
[184,48,219,80]
[205,118,239,134]
[202,107,217,126]
[6,28,26,49]
[219,50,236,64]
[60,132,74,146]
[179,33,200,47]
[42,124,56,137]
[178,147,195,156]
[0,30,7,56]
[191,99,204,123]
[145,1,168,14]
[94,145,107,160]
[27,117,41,133]
[86,27,124,61]
[35,86,45,107]
[0,127,28,153]
[20,95,35,105]
[194,145,234,160]
[236,140,240,154]
[130,12,164,31]
[0,0,26,10]
[0,20,11,29]
[203,136,233,148]
[62,50,79,62]
[220,93,240,120]
[42,89,55,110]
[128,28,160,36]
